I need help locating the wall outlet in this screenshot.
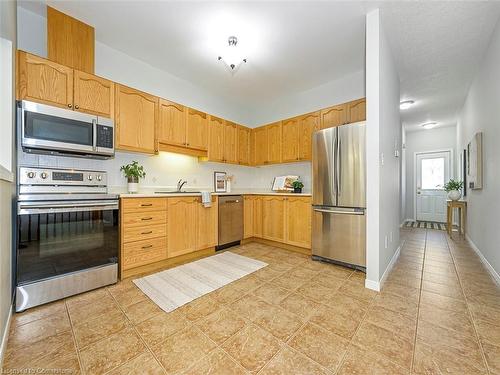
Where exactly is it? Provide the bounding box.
[384,235,388,249]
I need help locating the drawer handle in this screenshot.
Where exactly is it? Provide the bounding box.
[141,217,153,221]
[142,244,153,249]
[140,203,153,207]
[141,230,153,235]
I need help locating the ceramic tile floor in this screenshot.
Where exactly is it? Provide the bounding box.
[3,228,500,374]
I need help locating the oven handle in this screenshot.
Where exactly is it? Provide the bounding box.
[18,201,119,215]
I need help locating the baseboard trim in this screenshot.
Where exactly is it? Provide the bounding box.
[0,304,12,367]
[465,234,500,286]
[365,242,402,292]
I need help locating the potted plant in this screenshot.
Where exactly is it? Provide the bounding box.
[292,180,304,193]
[120,161,146,193]
[443,179,464,201]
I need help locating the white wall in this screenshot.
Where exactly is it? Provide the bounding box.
[404,126,457,220]
[457,18,500,276]
[365,9,402,290]
[0,0,15,365]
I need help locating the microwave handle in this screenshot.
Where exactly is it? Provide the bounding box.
[92,119,97,151]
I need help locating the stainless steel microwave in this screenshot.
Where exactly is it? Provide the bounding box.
[18,100,114,159]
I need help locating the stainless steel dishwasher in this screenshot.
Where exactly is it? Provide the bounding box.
[217,195,244,250]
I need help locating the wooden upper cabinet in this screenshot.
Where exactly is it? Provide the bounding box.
[224,121,238,164]
[197,197,218,249]
[262,196,285,242]
[267,122,282,164]
[17,51,73,109]
[298,111,320,161]
[285,197,312,248]
[253,127,268,165]
[281,118,299,163]
[186,109,208,151]
[320,104,347,129]
[115,84,158,154]
[157,99,187,147]
[73,70,114,118]
[238,126,251,165]
[47,6,95,74]
[167,197,198,258]
[347,98,366,123]
[208,115,225,162]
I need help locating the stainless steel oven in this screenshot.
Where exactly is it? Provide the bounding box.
[18,100,114,159]
[16,167,119,312]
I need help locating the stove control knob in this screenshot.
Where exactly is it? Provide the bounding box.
[40,172,48,179]
[27,171,36,178]
[96,175,102,181]
[87,175,93,181]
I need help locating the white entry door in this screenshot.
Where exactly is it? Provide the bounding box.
[416,151,451,222]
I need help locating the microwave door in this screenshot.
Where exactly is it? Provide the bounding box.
[312,127,337,207]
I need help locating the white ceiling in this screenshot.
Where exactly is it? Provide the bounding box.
[18,1,500,131]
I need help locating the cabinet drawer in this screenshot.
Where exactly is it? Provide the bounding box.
[122,198,167,212]
[122,237,167,270]
[122,210,166,228]
[122,223,166,243]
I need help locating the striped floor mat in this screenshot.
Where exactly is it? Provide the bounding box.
[404,220,447,231]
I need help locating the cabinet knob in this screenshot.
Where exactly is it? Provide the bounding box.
[186,143,190,146]
[75,105,79,109]
[68,104,73,108]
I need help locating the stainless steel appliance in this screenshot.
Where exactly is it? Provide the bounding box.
[16,167,119,311]
[217,195,243,250]
[18,100,114,159]
[312,121,366,270]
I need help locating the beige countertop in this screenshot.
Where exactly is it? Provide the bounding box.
[117,190,311,198]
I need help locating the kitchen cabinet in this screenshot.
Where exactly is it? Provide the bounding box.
[243,196,254,238]
[197,196,218,249]
[208,115,225,162]
[281,117,300,163]
[320,104,347,129]
[347,98,366,123]
[73,70,114,118]
[254,127,269,165]
[298,112,320,160]
[238,126,251,165]
[17,51,74,109]
[224,121,238,163]
[186,108,208,151]
[285,196,312,248]
[253,196,263,238]
[167,197,199,258]
[267,122,282,164]
[262,196,285,242]
[157,99,187,147]
[115,84,158,154]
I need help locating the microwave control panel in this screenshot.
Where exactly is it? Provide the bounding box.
[96,125,114,149]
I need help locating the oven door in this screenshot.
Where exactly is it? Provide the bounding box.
[16,200,119,286]
[20,100,97,154]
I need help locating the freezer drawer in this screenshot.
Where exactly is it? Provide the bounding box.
[312,207,366,268]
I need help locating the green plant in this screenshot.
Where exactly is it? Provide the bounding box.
[292,180,304,189]
[443,179,463,192]
[120,161,146,180]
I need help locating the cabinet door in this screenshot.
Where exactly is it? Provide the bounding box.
[320,104,347,129]
[253,196,263,238]
[208,115,225,162]
[224,121,238,164]
[17,51,73,109]
[186,108,208,151]
[197,197,218,249]
[238,126,251,165]
[158,99,186,147]
[281,118,299,162]
[267,122,282,164]
[243,196,254,238]
[73,70,114,118]
[262,196,285,242]
[347,98,366,123]
[254,127,269,165]
[167,197,198,258]
[298,111,320,161]
[115,84,158,154]
[285,197,312,248]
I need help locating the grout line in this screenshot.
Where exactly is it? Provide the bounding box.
[63,299,86,375]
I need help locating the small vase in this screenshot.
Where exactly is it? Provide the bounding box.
[447,190,462,201]
[127,176,139,194]
[293,187,302,193]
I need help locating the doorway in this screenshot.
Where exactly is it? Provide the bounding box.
[415,150,452,222]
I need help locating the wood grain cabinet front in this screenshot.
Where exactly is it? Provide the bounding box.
[281,118,300,163]
[122,237,167,271]
[262,196,285,242]
[157,99,187,147]
[167,197,199,258]
[186,109,209,151]
[238,126,251,165]
[285,196,312,248]
[73,70,114,117]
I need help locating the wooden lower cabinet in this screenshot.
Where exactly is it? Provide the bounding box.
[197,196,218,249]
[262,196,285,242]
[243,196,254,239]
[167,197,199,258]
[285,197,312,248]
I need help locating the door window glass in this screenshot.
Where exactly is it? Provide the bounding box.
[421,157,445,189]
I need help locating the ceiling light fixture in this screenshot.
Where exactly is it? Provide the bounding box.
[400,100,415,110]
[421,122,438,130]
[218,36,247,71]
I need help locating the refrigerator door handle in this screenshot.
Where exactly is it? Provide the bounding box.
[313,208,364,215]
[338,136,342,196]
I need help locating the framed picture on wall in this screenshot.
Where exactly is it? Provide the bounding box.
[214,172,227,193]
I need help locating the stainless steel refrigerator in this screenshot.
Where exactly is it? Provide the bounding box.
[312,121,366,269]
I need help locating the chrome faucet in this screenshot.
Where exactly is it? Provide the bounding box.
[177,179,187,192]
